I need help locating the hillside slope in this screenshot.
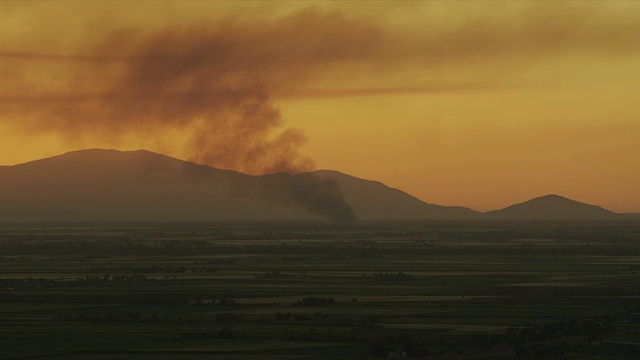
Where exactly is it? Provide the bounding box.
[0,149,478,222]
[484,194,620,220]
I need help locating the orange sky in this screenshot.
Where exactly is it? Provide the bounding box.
[1,1,639,212]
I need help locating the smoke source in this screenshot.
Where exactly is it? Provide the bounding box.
[1,9,375,221]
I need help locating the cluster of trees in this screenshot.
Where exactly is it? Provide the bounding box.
[505,318,614,347]
[292,297,336,307]
[188,298,239,306]
[76,274,158,287]
[55,313,168,323]
[273,311,333,323]
[371,271,416,282]
[365,318,616,358]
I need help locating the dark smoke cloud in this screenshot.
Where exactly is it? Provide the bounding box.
[0,9,373,221]
[2,9,380,175]
[256,173,357,223]
[287,175,356,222]
[5,5,640,150]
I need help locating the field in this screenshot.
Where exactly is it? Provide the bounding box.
[1,222,639,359]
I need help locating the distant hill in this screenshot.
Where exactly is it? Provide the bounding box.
[0,149,479,222]
[1,149,633,223]
[0,149,297,222]
[314,170,479,221]
[484,194,621,221]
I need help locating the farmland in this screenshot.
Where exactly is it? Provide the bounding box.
[0,222,639,359]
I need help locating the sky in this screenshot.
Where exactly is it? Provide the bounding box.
[1,1,639,212]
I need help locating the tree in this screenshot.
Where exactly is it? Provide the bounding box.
[218,326,235,339]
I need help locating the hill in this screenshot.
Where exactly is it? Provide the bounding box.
[314,170,479,221]
[0,149,478,222]
[484,194,620,221]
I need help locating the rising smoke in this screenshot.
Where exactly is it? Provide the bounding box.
[3,9,380,175]
[256,172,357,223]
[0,9,378,221]
[2,4,640,220]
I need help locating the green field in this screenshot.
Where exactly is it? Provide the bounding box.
[0,222,639,359]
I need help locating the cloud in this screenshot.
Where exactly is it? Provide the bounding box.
[282,82,497,99]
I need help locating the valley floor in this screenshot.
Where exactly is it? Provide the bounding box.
[0,222,639,359]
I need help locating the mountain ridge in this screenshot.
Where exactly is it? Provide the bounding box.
[0,149,634,222]
[0,149,478,222]
[485,194,619,220]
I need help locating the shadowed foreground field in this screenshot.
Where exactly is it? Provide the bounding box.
[0,222,639,359]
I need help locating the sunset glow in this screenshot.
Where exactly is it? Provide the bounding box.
[1,1,639,212]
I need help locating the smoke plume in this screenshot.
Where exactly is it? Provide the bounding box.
[0,9,377,221]
[257,173,357,223]
[3,9,379,175]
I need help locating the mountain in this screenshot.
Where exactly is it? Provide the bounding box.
[314,170,479,221]
[0,149,479,223]
[0,149,291,222]
[484,194,621,221]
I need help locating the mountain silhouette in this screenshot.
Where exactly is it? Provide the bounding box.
[484,194,620,220]
[0,149,478,222]
[313,170,479,221]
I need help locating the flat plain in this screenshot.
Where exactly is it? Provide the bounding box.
[0,222,639,359]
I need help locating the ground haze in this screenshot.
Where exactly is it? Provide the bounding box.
[0,222,639,359]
